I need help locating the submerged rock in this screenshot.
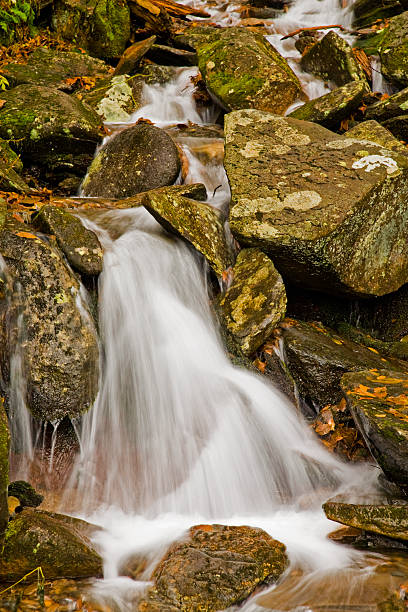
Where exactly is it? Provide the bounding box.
[195,27,301,113]
[2,47,109,90]
[300,31,367,87]
[81,124,180,199]
[0,227,99,421]
[324,497,408,541]
[217,248,286,355]
[345,120,408,155]
[225,109,408,297]
[33,205,103,276]
[341,369,408,488]
[0,85,103,178]
[139,524,289,612]
[143,188,234,275]
[52,0,131,60]
[289,81,369,129]
[379,11,408,87]
[0,509,102,582]
[274,319,407,412]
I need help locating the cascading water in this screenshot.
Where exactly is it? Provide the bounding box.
[8,0,387,607]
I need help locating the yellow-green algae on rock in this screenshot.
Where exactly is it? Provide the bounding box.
[217,248,286,356]
[225,109,408,297]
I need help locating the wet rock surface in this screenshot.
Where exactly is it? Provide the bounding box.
[289,80,369,129]
[301,31,367,87]
[81,124,180,199]
[342,369,408,488]
[143,188,234,275]
[0,84,103,178]
[33,205,103,276]
[195,27,301,113]
[52,0,131,60]
[217,248,286,356]
[0,226,99,421]
[273,319,408,413]
[324,497,408,541]
[0,509,103,582]
[2,47,110,90]
[138,524,289,612]
[225,109,408,297]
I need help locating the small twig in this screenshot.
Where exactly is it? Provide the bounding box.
[281,24,355,40]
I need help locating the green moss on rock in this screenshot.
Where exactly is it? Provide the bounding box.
[195,27,301,113]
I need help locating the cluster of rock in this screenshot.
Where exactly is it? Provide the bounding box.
[4,0,408,603]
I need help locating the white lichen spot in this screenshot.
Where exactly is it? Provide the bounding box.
[240,141,263,158]
[352,155,399,174]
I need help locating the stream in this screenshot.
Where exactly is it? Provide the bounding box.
[7,0,403,609]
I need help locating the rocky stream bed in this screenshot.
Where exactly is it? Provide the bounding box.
[4,0,408,610]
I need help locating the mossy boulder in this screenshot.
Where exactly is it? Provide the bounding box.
[289,81,369,129]
[0,401,9,542]
[0,85,103,178]
[353,0,407,29]
[345,120,408,156]
[143,188,234,276]
[138,524,289,612]
[225,109,408,297]
[2,47,109,90]
[275,319,408,413]
[0,226,99,421]
[8,481,43,508]
[0,509,102,582]
[33,205,103,276]
[324,497,408,541]
[301,31,367,87]
[216,248,286,356]
[342,369,408,487]
[52,0,130,60]
[82,124,180,199]
[195,27,301,113]
[379,11,408,87]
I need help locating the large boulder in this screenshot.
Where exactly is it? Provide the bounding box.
[81,124,180,199]
[379,11,408,87]
[33,205,103,276]
[289,81,369,129]
[0,226,99,421]
[324,497,408,541]
[225,109,408,297]
[300,31,367,87]
[341,369,408,488]
[0,509,102,582]
[216,248,286,355]
[138,524,289,612]
[273,319,407,413]
[52,0,131,60]
[2,47,109,90]
[195,27,301,113]
[0,85,103,178]
[143,188,234,275]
